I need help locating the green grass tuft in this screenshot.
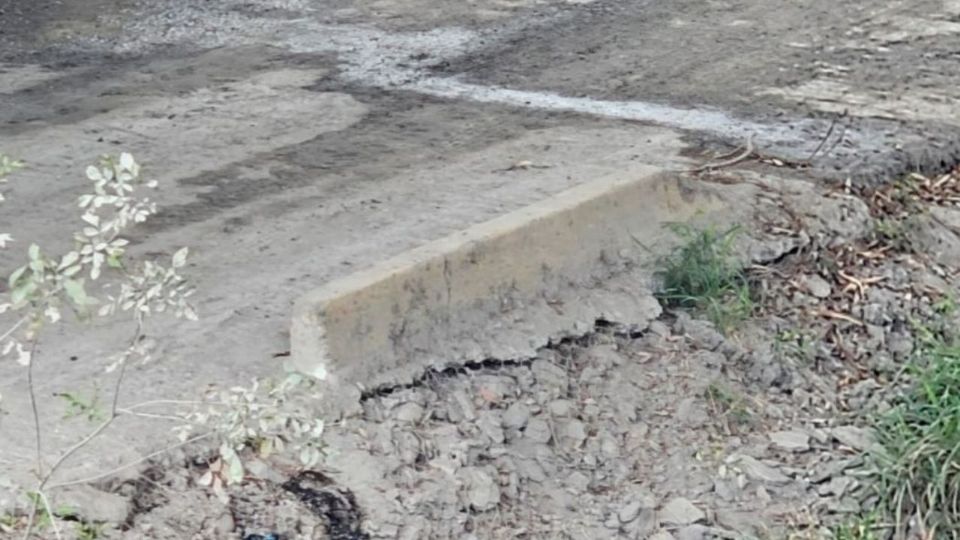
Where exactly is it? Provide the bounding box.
[832,514,881,540]
[655,223,752,332]
[870,341,960,538]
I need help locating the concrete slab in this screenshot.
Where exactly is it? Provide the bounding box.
[290,167,731,404]
[0,117,692,487]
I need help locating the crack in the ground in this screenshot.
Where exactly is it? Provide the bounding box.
[359,319,632,402]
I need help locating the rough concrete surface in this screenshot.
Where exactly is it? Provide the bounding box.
[290,168,742,402]
[1,0,960,536]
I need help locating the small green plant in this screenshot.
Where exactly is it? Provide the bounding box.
[774,329,816,364]
[868,341,960,538]
[180,372,326,502]
[75,520,105,540]
[0,512,18,534]
[656,223,752,332]
[0,153,198,539]
[0,152,329,536]
[24,492,75,532]
[705,382,754,432]
[832,514,881,540]
[933,292,958,317]
[873,217,907,245]
[56,389,104,422]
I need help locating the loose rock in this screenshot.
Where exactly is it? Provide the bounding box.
[524,417,552,444]
[830,425,877,452]
[769,430,811,453]
[458,467,500,512]
[660,497,705,526]
[393,402,425,423]
[618,501,642,523]
[502,402,530,429]
[800,274,832,298]
[731,455,791,485]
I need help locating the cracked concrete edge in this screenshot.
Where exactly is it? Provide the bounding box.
[288,166,754,410]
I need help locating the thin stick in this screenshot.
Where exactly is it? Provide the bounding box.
[807,115,839,162]
[822,123,849,160]
[23,321,144,540]
[37,491,63,540]
[123,399,207,410]
[116,409,188,422]
[0,316,28,344]
[26,338,42,479]
[689,134,756,173]
[816,308,865,327]
[37,321,143,489]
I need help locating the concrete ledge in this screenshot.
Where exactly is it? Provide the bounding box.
[289,167,743,400]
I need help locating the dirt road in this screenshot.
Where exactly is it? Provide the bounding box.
[2,0,960,529]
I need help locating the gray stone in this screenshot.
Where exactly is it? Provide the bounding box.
[561,419,588,448]
[212,512,235,535]
[588,344,623,367]
[863,324,885,351]
[548,399,574,417]
[811,457,863,484]
[868,352,897,375]
[808,428,830,445]
[55,485,130,524]
[475,375,513,403]
[755,485,772,505]
[831,425,876,451]
[502,402,530,429]
[887,331,914,360]
[394,430,423,465]
[566,471,590,491]
[830,497,862,514]
[398,517,430,540]
[649,533,676,540]
[615,401,637,423]
[531,360,569,389]
[245,458,286,483]
[622,507,658,537]
[599,434,620,459]
[524,417,552,444]
[458,467,500,511]
[714,509,758,536]
[624,423,650,452]
[514,455,547,483]
[802,274,832,298]
[677,525,711,540]
[769,430,810,453]
[583,401,601,418]
[451,390,477,421]
[477,411,505,444]
[660,497,705,526]
[817,475,855,497]
[393,401,425,423]
[648,320,671,337]
[733,454,790,485]
[618,501,642,523]
[713,478,739,501]
[674,313,725,351]
[675,397,708,427]
[637,508,658,535]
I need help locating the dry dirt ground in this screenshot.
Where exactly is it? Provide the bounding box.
[3,0,960,538]
[42,169,960,540]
